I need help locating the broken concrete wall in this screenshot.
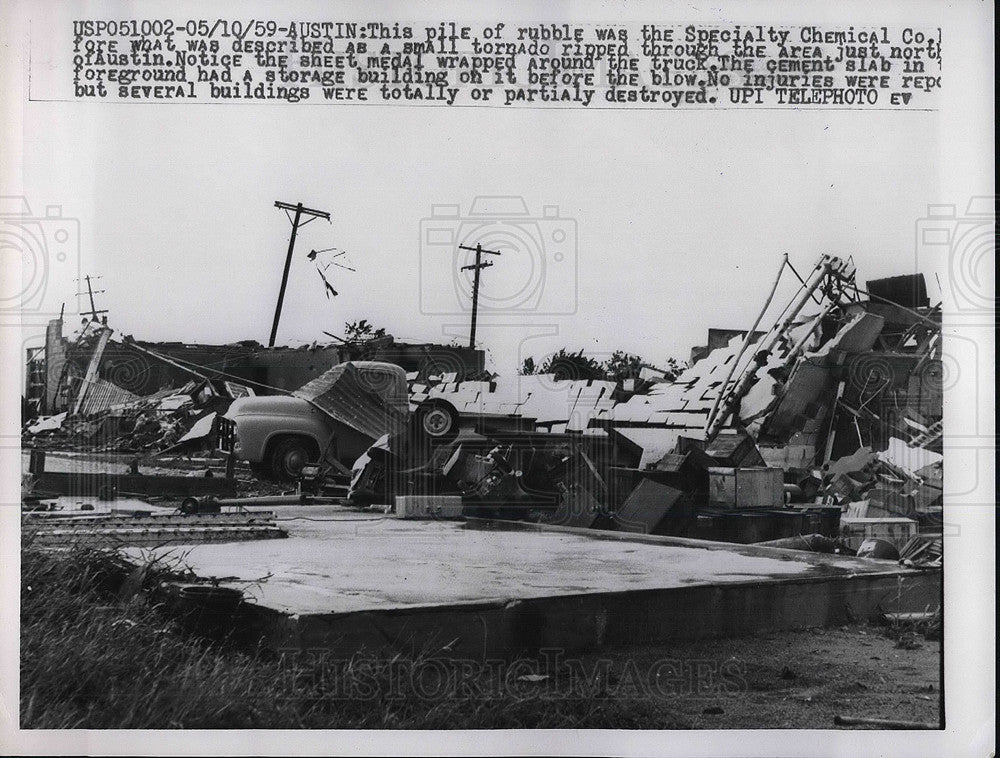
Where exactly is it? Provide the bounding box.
[43,317,70,413]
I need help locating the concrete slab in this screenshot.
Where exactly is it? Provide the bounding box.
[131,507,941,658]
[138,506,834,612]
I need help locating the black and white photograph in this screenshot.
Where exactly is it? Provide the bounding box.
[0,1,994,755]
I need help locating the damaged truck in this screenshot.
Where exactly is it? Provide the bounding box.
[221,360,462,480]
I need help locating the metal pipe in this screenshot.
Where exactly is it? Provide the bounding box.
[706,256,835,440]
[705,254,788,432]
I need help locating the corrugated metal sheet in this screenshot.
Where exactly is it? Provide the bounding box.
[293,362,408,440]
[77,377,140,416]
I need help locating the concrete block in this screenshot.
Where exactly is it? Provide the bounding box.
[394,495,464,519]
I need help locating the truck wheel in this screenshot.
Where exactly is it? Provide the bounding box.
[415,401,459,444]
[268,437,313,480]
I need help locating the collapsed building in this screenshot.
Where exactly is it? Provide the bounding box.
[344,256,943,558]
[22,254,943,562]
[19,254,945,668]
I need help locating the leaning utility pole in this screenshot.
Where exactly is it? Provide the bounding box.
[458,242,502,349]
[269,201,331,347]
[75,275,108,323]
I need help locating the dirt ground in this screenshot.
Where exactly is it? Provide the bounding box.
[565,623,943,729]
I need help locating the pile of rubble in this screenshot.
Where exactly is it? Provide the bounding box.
[348,257,944,559]
[23,379,237,454]
[21,254,944,564]
[23,318,258,455]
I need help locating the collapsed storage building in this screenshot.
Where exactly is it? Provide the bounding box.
[23,254,943,558]
[351,256,942,555]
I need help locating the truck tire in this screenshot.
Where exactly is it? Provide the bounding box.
[267,436,315,481]
[414,400,459,444]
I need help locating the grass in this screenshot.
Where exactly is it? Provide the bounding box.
[20,536,691,729]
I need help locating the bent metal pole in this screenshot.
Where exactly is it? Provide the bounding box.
[704,253,788,434]
[705,254,845,441]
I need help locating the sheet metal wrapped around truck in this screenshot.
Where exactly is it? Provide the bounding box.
[292,362,409,441]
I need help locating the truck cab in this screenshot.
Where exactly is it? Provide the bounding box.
[223,361,415,480]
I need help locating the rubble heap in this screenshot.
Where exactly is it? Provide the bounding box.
[349,257,943,554]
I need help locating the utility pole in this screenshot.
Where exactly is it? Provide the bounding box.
[75,275,108,323]
[269,201,331,347]
[458,242,501,349]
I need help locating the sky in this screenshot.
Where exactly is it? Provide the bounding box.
[14,101,942,376]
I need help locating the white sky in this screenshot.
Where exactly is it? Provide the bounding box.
[16,98,941,374]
